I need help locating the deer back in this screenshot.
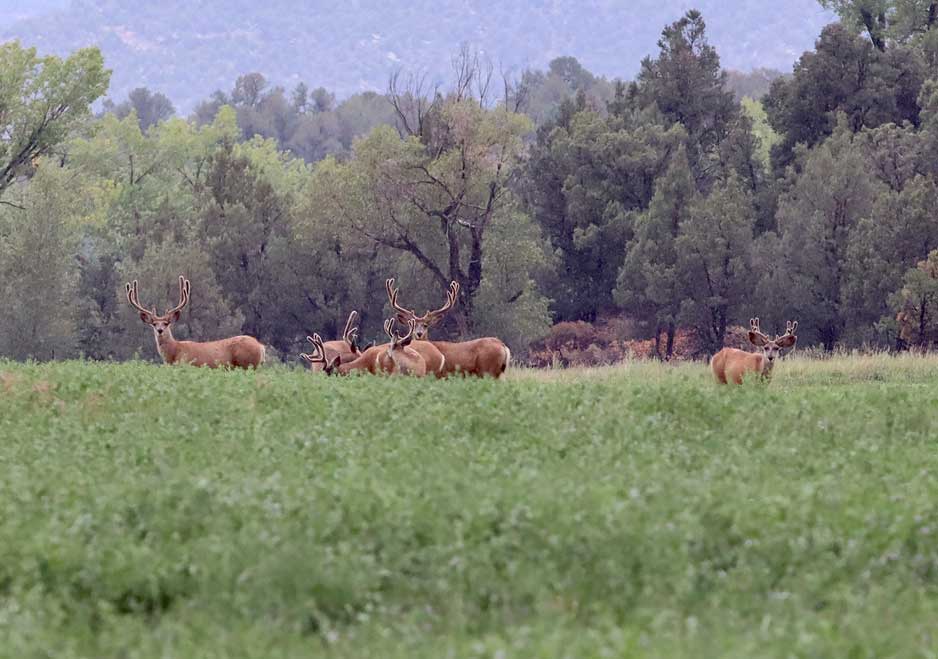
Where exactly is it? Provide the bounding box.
[428,337,510,378]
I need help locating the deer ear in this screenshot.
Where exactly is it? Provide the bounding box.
[776,334,797,349]
[748,331,768,347]
[170,309,182,322]
[139,312,152,323]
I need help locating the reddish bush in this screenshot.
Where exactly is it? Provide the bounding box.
[543,321,600,350]
[721,325,753,351]
[528,315,703,366]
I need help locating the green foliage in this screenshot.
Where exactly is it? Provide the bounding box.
[920,78,938,177]
[306,88,540,341]
[892,249,938,347]
[765,122,880,349]
[764,23,927,172]
[634,10,739,185]
[0,41,109,196]
[3,358,938,655]
[0,163,83,359]
[819,0,938,48]
[193,75,398,164]
[469,206,554,352]
[103,87,176,132]
[615,144,697,356]
[740,97,779,166]
[845,171,938,343]
[525,96,687,321]
[517,57,615,126]
[676,174,757,351]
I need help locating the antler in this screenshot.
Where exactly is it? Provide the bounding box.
[304,333,340,373]
[426,280,459,320]
[395,318,416,348]
[341,310,360,351]
[125,280,155,318]
[163,275,190,318]
[385,278,415,319]
[300,334,322,365]
[383,318,416,349]
[777,320,798,340]
[750,317,769,340]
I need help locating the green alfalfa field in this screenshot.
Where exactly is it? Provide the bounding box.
[2,354,938,658]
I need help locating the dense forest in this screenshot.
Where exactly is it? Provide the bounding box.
[2,1,938,363]
[1,0,833,111]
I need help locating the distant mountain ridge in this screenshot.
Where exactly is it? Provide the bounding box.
[2,0,836,111]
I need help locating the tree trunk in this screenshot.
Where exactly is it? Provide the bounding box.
[860,8,887,51]
[919,295,928,350]
[665,322,676,361]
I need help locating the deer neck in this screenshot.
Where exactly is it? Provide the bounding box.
[760,355,774,378]
[154,328,179,363]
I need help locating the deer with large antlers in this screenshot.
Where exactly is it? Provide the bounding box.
[711,318,798,384]
[385,278,510,378]
[126,276,265,368]
[305,318,428,376]
[300,310,365,372]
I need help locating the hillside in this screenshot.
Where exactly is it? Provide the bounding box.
[2,0,835,111]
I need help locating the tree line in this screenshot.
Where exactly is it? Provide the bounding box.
[2,1,938,362]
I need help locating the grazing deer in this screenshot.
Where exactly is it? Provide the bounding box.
[125,276,265,368]
[711,318,798,384]
[300,310,364,371]
[306,319,427,376]
[385,278,510,378]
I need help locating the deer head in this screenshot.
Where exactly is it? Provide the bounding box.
[302,333,341,375]
[384,317,416,350]
[747,318,798,366]
[385,278,459,340]
[125,276,190,341]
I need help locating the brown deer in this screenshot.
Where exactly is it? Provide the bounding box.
[380,318,427,376]
[125,276,265,368]
[386,278,510,378]
[711,318,798,384]
[300,310,364,371]
[306,318,427,376]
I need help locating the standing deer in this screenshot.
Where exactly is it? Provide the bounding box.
[300,310,364,371]
[385,278,510,378]
[306,319,427,376]
[710,318,798,384]
[125,276,265,368]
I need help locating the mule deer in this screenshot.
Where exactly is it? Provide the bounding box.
[300,310,364,371]
[380,318,427,376]
[125,276,265,368]
[385,278,510,378]
[711,318,798,384]
[306,319,427,376]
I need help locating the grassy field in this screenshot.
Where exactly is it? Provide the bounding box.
[2,355,938,658]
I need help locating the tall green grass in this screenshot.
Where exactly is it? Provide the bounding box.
[2,356,938,658]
